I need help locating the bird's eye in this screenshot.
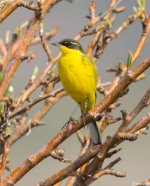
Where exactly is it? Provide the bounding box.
[66,42,72,48]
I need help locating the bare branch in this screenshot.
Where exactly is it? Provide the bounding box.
[0,0,62,100]
[0,1,150,185]
[4,56,149,186]
[31,27,58,45]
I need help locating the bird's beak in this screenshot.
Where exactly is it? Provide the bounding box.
[51,42,60,46]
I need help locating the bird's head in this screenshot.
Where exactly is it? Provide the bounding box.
[52,39,84,54]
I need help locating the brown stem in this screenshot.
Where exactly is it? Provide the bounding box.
[0,0,62,100]
[0,0,21,23]
[4,56,149,186]
[0,141,9,176]
[133,16,150,62]
[128,113,150,133]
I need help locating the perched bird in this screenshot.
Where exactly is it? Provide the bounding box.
[52,39,101,144]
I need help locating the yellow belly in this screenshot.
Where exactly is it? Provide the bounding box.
[58,52,97,112]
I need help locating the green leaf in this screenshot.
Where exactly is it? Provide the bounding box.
[0,54,2,65]
[0,72,5,84]
[15,21,29,35]
[140,0,146,8]
[3,127,12,139]
[108,15,116,28]
[48,68,57,80]
[127,50,133,69]
[137,0,146,10]
[0,102,6,115]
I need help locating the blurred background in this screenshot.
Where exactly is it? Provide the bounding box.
[0,0,150,185]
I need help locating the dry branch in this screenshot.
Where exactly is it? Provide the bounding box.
[0,0,62,100]
[0,1,150,185]
[3,56,149,186]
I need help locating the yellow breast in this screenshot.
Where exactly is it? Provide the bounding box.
[58,47,98,111]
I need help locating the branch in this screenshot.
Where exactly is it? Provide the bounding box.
[89,0,97,20]
[40,32,53,62]
[0,140,9,176]
[75,0,121,41]
[135,179,150,186]
[9,88,65,146]
[128,113,150,133]
[71,59,150,185]
[12,1,122,107]
[92,56,150,115]
[8,116,28,146]
[0,0,62,100]
[0,88,65,126]
[0,1,149,186]
[15,54,60,107]
[118,88,150,132]
[36,144,101,186]
[4,56,149,186]
[31,27,58,45]
[104,14,150,94]
[17,0,39,11]
[6,71,150,148]
[0,0,21,23]
[94,10,144,59]
[0,39,7,58]
[133,15,150,62]
[88,157,125,184]
[86,0,122,57]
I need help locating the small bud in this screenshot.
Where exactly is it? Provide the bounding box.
[137,0,146,10]
[40,23,44,35]
[8,85,14,93]
[127,50,134,69]
[31,66,38,81]
[5,30,10,44]
[133,6,138,13]
[113,6,126,13]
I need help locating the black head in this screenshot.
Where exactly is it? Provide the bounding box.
[58,39,84,53]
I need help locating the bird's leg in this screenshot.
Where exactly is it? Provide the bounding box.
[61,117,77,130]
[69,105,79,121]
[61,106,79,130]
[81,111,89,128]
[79,100,88,126]
[92,112,104,122]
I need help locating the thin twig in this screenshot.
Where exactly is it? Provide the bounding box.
[0,0,22,23]
[0,140,9,176]
[0,88,65,125]
[40,33,53,61]
[4,56,149,186]
[31,27,58,45]
[0,0,62,100]
[18,0,39,11]
[133,16,150,62]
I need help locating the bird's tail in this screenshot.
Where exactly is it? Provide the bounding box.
[88,121,101,144]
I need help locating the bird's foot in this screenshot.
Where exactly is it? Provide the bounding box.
[61,116,75,130]
[89,112,104,122]
[80,112,89,126]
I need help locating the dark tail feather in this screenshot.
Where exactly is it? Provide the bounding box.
[88,121,101,144]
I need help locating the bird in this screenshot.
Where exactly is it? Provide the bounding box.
[52,39,101,144]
